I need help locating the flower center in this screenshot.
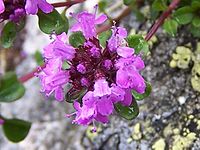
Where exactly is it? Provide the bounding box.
[69,37,118,91]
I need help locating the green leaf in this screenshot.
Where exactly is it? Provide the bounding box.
[34,51,44,65]
[3,118,31,143]
[132,82,152,101]
[163,19,178,36]
[38,9,69,34]
[152,0,167,11]
[190,25,200,38]
[62,61,70,70]
[65,88,87,103]
[98,30,112,47]
[192,16,200,27]
[0,72,25,103]
[126,35,149,55]
[0,21,17,48]
[115,99,139,120]
[173,6,194,25]
[123,0,135,5]
[191,0,200,11]
[69,31,85,48]
[98,0,107,12]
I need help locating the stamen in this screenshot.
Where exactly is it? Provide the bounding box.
[94,4,98,17]
[91,121,97,133]
[65,112,76,118]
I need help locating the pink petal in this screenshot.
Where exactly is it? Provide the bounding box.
[25,0,38,15]
[55,87,64,101]
[0,0,5,14]
[97,97,114,116]
[70,23,81,32]
[93,79,111,97]
[118,27,127,38]
[117,47,134,58]
[133,56,145,71]
[38,0,53,14]
[95,113,109,123]
[120,89,132,106]
[95,14,107,24]
[116,69,129,88]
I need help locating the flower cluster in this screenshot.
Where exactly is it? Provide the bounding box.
[38,6,146,127]
[0,0,53,22]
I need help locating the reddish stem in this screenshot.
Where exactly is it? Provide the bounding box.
[97,7,132,34]
[145,0,180,41]
[52,0,86,8]
[19,64,46,83]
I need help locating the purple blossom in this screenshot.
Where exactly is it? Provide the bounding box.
[70,5,107,39]
[38,58,70,101]
[0,0,5,14]
[43,33,75,61]
[40,5,147,127]
[9,8,26,22]
[25,0,53,15]
[0,118,4,125]
[115,56,146,94]
[108,26,134,58]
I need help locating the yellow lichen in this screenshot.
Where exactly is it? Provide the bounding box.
[152,138,166,150]
[132,123,142,140]
[191,63,200,92]
[170,46,192,69]
[163,124,173,137]
[171,133,196,150]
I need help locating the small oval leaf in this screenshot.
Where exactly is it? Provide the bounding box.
[126,35,149,55]
[3,118,31,143]
[173,6,194,25]
[0,21,17,48]
[163,19,178,36]
[65,88,87,103]
[38,9,69,34]
[69,31,85,48]
[114,99,139,120]
[0,72,25,103]
[98,30,112,48]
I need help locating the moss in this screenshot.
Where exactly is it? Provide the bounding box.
[132,123,142,141]
[170,46,192,69]
[152,138,166,150]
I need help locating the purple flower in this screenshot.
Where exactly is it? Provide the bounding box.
[38,58,70,101]
[25,0,53,15]
[0,0,26,22]
[9,8,26,22]
[43,33,75,61]
[70,5,107,39]
[40,5,147,127]
[0,118,4,125]
[0,0,5,14]
[115,56,146,94]
[108,26,134,58]
[70,79,133,125]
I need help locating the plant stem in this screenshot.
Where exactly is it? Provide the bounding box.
[19,64,46,83]
[145,0,180,41]
[97,7,132,34]
[52,0,86,8]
